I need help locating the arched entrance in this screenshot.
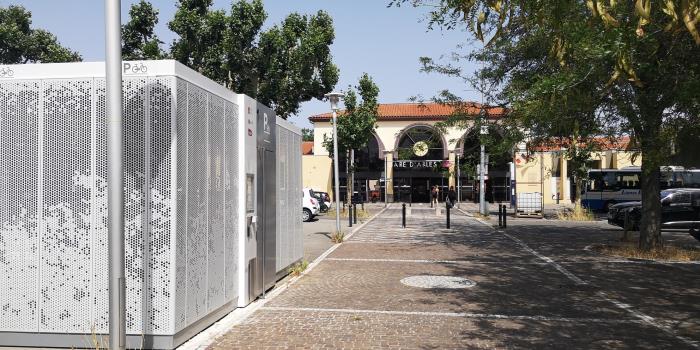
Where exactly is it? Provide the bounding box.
[457,125,512,203]
[393,125,448,203]
[337,132,384,203]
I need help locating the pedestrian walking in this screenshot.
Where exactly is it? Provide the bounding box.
[431,185,439,207]
[447,186,457,208]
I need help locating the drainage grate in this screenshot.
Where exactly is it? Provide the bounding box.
[400,276,476,289]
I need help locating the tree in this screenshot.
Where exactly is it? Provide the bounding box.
[256,11,340,118]
[122,0,167,60]
[393,0,700,250]
[301,128,314,142]
[168,0,339,118]
[323,73,380,201]
[0,5,81,64]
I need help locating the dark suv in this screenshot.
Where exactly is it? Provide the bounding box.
[608,189,700,231]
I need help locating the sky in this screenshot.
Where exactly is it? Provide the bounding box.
[2,0,481,129]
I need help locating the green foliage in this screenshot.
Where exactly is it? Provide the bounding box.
[322,73,380,157]
[288,260,309,277]
[0,5,81,64]
[395,0,700,250]
[122,0,168,60]
[301,128,314,142]
[257,11,340,117]
[168,0,339,118]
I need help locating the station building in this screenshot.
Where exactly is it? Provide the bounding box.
[302,102,640,205]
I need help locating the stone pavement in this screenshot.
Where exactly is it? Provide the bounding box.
[209,204,700,349]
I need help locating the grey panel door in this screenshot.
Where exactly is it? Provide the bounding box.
[263,149,276,290]
[255,147,277,296]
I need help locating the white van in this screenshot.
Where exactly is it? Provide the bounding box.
[303,188,320,222]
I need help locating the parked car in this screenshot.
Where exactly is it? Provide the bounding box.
[608,189,700,232]
[313,191,332,213]
[303,188,320,222]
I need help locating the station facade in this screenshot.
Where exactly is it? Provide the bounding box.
[302,103,640,205]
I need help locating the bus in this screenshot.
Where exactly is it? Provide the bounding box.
[581,166,700,211]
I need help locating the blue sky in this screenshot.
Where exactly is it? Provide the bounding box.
[2,0,480,129]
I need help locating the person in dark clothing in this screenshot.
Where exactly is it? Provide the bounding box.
[447,186,457,208]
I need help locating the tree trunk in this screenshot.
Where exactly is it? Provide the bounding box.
[574,176,583,209]
[638,121,664,250]
[639,159,662,250]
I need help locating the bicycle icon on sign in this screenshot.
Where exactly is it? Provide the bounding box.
[123,62,148,75]
[0,67,14,78]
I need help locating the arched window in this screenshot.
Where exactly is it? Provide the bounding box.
[338,133,382,173]
[395,125,445,160]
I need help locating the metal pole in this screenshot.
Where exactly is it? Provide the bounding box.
[480,144,487,215]
[402,203,406,228]
[332,110,341,234]
[456,154,461,208]
[348,203,353,227]
[353,203,357,224]
[105,0,125,348]
[446,202,450,229]
[350,149,355,210]
[498,204,503,227]
[384,155,387,206]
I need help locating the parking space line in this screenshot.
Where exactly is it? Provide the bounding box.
[501,231,700,348]
[261,306,639,324]
[504,233,588,285]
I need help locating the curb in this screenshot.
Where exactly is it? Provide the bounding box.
[178,205,388,350]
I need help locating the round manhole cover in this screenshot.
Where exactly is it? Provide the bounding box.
[400,275,476,289]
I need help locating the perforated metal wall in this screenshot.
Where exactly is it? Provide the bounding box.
[207,95,226,312]
[0,80,40,332]
[174,79,240,331]
[41,79,94,333]
[275,121,303,272]
[0,71,240,340]
[224,101,238,302]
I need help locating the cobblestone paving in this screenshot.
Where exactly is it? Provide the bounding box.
[210,205,700,349]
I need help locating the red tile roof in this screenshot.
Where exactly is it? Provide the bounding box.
[302,141,314,155]
[309,102,505,122]
[530,136,635,152]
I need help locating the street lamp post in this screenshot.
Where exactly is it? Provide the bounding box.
[480,125,488,216]
[105,0,126,349]
[325,92,344,234]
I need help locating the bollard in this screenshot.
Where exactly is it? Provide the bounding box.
[502,205,507,228]
[498,204,503,227]
[402,203,406,228]
[353,203,357,224]
[446,202,451,229]
[348,204,353,228]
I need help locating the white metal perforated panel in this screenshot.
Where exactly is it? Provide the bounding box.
[93,78,109,333]
[122,77,148,333]
[0,80,41,332]
[0,61,243,344]
[275,121,303,272]
[207,95,226,311]
[174,78,189,332]
[293,133,303,260]
[40,79,93,333]
[147,77,175,334]
[224,101,239,302]
[185,83,208,323]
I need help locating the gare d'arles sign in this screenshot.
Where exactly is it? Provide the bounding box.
[393,160,451,169]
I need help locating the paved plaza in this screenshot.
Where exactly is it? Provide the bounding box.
[209,205,700,349]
